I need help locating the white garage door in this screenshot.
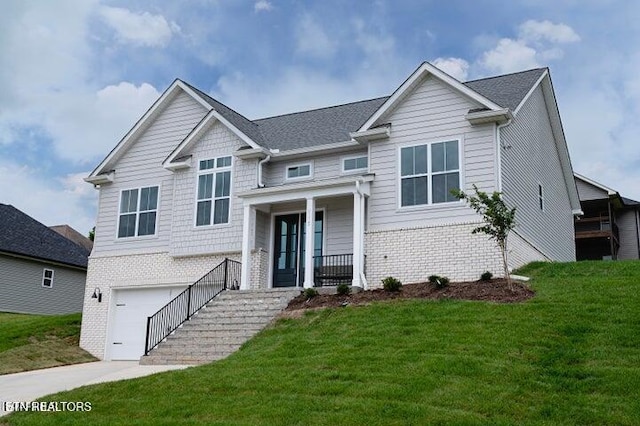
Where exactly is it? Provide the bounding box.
[109,287,185,360]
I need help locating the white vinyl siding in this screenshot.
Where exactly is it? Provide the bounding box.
[196,156,232,226]
[617,209,640,260]
[500,85,575,261]
[264,149,368,187]
[170,121,256,256]
[92,90,208,256]
[368,74,495,230]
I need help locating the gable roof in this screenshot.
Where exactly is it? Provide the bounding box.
[0,204,90,269]
[464,68,547,112]
[90,63,559,174]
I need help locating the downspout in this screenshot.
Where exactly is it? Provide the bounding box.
[257,155,271,188]
[495,119,512,193]
[355,178,368,290]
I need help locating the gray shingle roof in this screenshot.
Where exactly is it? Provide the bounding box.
[622,197,640,207]
[254,97,389,151]
[185,67,546,152]
[0,204,89,269]
[464,68,547,111]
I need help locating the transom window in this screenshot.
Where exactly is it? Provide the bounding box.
[400,140,460,206]
[343,155,368,172]
[118,186,159,238]
[286,163,312,180]
[196,156,232,226]
[42,269,54,288]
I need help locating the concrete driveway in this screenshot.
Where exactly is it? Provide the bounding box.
[0,361,192,417]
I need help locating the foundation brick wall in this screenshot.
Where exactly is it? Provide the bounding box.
[365,222,504,287]
[80,251,240,359]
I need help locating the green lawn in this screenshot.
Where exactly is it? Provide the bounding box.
[4,261,640,425]
[0,312,96,375]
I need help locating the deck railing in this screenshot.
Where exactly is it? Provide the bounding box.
[313,253,353,286]
[144,258,241,356]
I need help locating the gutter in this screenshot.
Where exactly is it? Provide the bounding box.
[495,119,512,192]
[257,155,271,188]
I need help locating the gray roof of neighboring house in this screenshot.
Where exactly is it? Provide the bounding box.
[185,67,547,152]
[0,204,90,269]
[622,197,640,207]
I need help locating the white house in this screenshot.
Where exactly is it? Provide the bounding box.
[80,62,581,360]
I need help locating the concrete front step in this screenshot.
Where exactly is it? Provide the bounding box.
[140,288,300,365]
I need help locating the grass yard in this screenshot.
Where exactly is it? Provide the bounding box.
[4,260,640,425]
[0,312,96,375]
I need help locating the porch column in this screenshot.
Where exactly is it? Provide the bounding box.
[240,204,255,290]
[352,190,363,287]
[303,197,316,288]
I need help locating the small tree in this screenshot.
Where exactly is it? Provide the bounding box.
[452,185,516,290]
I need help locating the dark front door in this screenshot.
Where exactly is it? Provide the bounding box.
[273,212,323,287]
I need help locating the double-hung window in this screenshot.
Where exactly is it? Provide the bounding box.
[400,140,460,207]
[196,156,232,226]
[118,186,159,238]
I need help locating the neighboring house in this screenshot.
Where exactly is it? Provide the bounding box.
[574,173,640,260]
[50,224,94,252]
[0,204,90,315]
[80,62,581,360]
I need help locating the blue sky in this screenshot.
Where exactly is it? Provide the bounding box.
[1,0,639,234]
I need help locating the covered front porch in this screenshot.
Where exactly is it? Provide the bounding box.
[237,176,372,290]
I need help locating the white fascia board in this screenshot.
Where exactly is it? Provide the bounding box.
[573,172,617,196]
[358,62,503,132]
[89,80,207,179]
[238,174,374,204]
[349,125,390,143]
[465,109,513,125]
[513,69,548,116]
[84,171,114,185]
[540,76,582,212]
[234,147,269,160]
[270,140,361,160]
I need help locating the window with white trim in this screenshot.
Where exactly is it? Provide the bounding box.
[343,155,368,172]
[118,186,159,238]
[196,156,232,226]
[400,140,460,206]
[42,268,54,288]
[286,163,312,180]
[538,183,544,211]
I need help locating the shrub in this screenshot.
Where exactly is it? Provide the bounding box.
[303,288,319,299]
[428,275,440,283]
[336,283,351,296]
[436,276,450,288]
[480,271,493,281]
[382,276,402,292]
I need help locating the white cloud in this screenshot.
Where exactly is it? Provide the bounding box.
[432,57,469,81]
[519,20,580,44]
[0,162,97,234]
[480,38,539,74]
[99,6,179,48]
[353,18,395,60]
[295,14,336,58]
[478,20,579,74]
[254,0,273,12]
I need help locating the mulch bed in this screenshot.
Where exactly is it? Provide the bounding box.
[285,279,534,311]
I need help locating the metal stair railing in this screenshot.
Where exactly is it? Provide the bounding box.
[144,258,241,356]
